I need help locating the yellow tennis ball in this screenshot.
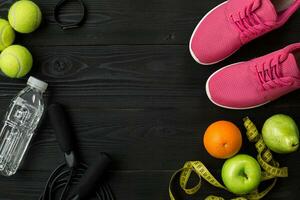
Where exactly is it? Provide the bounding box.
[8,0,42,33]
[0,45,33,78]
[0,19,15,51]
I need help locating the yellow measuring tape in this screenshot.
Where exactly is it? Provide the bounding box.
[169,117,288,200]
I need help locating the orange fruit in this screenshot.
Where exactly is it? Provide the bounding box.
[203,120,242,159]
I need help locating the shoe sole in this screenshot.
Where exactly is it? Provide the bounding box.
[189,1,239,65]
[205,62,270,110]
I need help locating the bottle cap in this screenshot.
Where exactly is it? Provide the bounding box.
[27,76,48,92]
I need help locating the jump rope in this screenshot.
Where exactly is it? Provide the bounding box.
[42,1,114,199]
[40,104,115,200]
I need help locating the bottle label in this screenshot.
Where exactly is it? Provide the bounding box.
[7,97,35,126]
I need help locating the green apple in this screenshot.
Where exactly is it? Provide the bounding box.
[262,114,299,154]
[221,154,261,195]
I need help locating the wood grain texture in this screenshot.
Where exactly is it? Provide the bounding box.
[0,0,299,199]
[0,0,299,45]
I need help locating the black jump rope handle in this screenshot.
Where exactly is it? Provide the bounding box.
[48,104,113,200]
[48,103,77,167]
[70,153,112,200]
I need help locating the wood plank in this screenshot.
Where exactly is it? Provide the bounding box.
[0,0,299,45]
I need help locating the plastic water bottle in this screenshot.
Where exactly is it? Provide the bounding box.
[0,77,48,176]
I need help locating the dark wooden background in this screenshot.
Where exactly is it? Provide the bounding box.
[0,0,299,199]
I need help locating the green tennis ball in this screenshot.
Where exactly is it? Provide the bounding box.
[0,45,33,78]
[8,0,42,33]
[0,19,15,51]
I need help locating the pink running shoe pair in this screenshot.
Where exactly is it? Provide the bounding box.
[190,0,300,109]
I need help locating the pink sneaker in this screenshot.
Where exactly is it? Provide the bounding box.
[206,43,300,109]
[190,0,300,65]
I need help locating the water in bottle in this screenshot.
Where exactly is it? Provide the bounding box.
[0,76,48,176]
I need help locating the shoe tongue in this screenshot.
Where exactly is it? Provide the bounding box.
[281,53,300,78]
[254,0,277,22]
